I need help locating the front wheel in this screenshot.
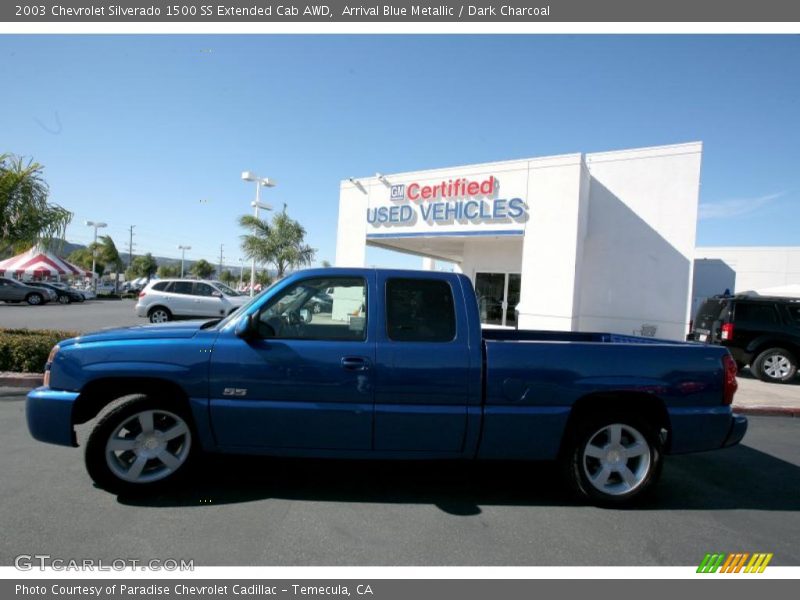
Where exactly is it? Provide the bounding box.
[561,414,662,506]
[85,396,196,494]
[58,295,70,304]
[752,348,797,383]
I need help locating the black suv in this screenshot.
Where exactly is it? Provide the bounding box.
[691,294,800,383]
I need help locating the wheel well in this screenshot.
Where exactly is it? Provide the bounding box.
[72,377,191,426]
[147,305,171,316]
[561,392,671,453]
[751,342,800,364]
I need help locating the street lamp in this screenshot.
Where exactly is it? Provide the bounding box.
[178,245,191,278]
[241,171,275,296]
[85,220,107,292]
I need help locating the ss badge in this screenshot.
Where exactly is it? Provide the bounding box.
[222,388,248,397]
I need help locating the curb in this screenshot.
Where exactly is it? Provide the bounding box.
[733,406,800,418]
[0,373,43,388]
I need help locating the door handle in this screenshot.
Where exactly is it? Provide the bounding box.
[341,357,370,371]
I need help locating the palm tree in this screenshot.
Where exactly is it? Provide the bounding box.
[239,208,316,279]
[95,235,124,291]
[0,153,72,256]
[189,259,214,279]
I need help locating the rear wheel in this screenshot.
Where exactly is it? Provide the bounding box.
[752,348,797,383]
[85,396,196,494]
[561,413,662,506]
[148,307,172,323]
[25,293,43,306]
[58,295,70,304]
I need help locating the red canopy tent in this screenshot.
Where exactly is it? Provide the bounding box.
[0,246,90,280]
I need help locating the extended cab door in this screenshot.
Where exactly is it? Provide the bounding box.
[208,274,375,451]
[373,273,481,454]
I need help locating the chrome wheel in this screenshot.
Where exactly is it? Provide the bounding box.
[763,354,792,379]
[26,293,42,305]
[149,308,170,323]
[58,295,70,304]
[105,409,192,484]
[582,423,652,496]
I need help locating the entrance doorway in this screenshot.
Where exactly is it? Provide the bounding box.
[475,272,521,327]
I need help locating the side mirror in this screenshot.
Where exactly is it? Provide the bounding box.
[235,314,255,339]
[299,308,312,323]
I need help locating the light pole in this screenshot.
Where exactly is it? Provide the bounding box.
[85,221,107,292]
[241,171,275,296]
[178,245,191,278]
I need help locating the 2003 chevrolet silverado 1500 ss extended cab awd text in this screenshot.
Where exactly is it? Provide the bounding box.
[27,268,747,504]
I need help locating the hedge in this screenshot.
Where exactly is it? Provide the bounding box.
[0,329,80,373]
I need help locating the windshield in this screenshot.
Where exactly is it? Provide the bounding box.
[213,281,241,296]
[214,280,281,329]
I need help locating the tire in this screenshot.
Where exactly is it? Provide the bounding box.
[313,303,321,314]
[85,396,196,494]
[58,295,71,304]
[752,347,797,384]
[25,293,43,306]
[561,413,663,506]
[148,307,172,323]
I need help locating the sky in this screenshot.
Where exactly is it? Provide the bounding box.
[1,35,798,270]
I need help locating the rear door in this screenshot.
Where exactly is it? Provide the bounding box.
[373,273,475,454]
[732,301,781,349]
[692,297,728,342]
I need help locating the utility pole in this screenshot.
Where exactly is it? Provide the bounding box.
[127,225,136,270]
[218,244,224,279]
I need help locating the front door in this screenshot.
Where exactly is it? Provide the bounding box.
[209,275,375,451]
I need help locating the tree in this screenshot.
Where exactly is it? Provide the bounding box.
[219,269,235,285]
[239,208,316,279]
[157,264,180,278]
[96,235,124,291]
[130,253,158,280]
[321,260,332,268]
[0,154,72,256]
[190,259,214,279]
[68,247,103,277]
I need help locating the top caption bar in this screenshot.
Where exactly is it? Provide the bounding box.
[5,0,800,22]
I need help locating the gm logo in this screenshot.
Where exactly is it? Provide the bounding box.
[390,184,405,201]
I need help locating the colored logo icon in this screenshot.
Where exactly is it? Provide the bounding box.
[697,553,773,573]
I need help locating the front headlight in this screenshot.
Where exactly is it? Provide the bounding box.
[43,345,59,387]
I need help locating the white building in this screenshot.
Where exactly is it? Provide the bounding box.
[336,142,704,340]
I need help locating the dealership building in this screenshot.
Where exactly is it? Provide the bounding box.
[336,142,703,340]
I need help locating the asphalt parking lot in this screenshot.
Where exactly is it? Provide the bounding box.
[0,298,142,332]
[0,392,797,566]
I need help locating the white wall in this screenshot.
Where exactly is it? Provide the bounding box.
[577,142,703,340]
[335,181,369,267]
[695,247,800,293]
[516,153,586,331]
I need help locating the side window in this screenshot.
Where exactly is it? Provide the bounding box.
[170,281,193,295]
[786,305,800,324]
[386,278,456,342]
[151,281,169,292]
[257,277,367,341]
[735,302,779,326]
[194,283,215,297]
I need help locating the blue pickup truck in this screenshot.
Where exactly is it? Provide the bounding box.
[27,268,746,504]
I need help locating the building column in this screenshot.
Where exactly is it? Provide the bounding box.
[335,180,368,267]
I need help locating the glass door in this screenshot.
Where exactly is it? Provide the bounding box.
[475,272,521,327]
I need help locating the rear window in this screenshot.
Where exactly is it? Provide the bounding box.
[735,302,779,325]
[695,298,727,323]
[386,278,456,342]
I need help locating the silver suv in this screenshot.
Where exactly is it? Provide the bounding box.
[0,277,57,305]
[135,279,249,323]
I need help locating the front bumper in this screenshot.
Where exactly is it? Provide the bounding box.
[722,413,748,447]
[26,387,80,447]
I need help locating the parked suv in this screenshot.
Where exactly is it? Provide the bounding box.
[691,294,800,383]
[135,279,248,323]
[0,277,56,305]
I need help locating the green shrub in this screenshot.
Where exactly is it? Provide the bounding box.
[0,329,79,373]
